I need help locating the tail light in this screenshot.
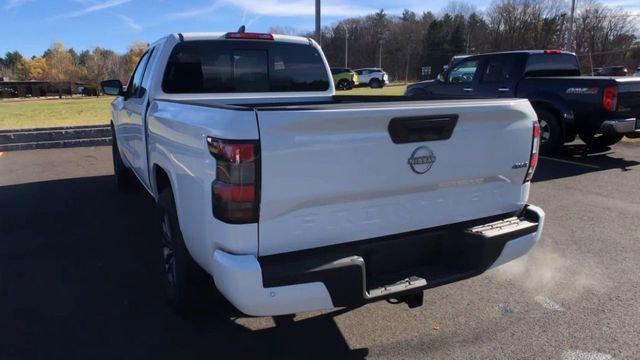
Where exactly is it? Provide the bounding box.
[602,86,618,112]
[207,137,260,224]
[524,121,540,183]
[225,32,274,40]
[544,49,562,54]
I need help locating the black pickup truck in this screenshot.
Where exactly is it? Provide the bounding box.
[405,50,640,153]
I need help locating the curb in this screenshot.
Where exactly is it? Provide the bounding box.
[0,124,111,152]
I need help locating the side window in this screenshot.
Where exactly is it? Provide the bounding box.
[447,59,479,84]
[481,56,512,83]
[126,50,151,99]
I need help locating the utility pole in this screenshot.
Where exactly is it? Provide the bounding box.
[558,13,567,48]
[466,31,470,54]
[565,0,576,52]
[315,0,321,44]
[344,25,349,67]
[378,43,382,68]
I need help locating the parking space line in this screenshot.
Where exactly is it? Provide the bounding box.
[534,296,564,311]
[562,350,613,360]
[540,156,601,170]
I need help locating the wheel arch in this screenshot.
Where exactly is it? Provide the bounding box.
[530,100,571,141]
[528,92,574,127]
[152,163,174,199]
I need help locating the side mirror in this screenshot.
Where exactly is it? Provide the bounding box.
[101,79,124,96]
[437,73,446,83]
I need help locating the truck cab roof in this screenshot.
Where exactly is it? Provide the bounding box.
[473,49,576,56]
[171,32,312,45]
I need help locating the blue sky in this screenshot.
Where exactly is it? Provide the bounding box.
[1,0,638,57]
[0,0,494,57]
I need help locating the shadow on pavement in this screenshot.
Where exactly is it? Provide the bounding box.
[0,176,368,359]
[533,143,640,183]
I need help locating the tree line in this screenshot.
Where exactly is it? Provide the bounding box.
[1,0,638,90]
[315,0,639,81]
[0,41,148,94]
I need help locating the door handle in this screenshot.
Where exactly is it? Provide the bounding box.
[388,115,459,144]
[498,88,510,92]
[463,88,473,92]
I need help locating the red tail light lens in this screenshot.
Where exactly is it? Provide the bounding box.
[207,137,259,224]
[225,32,274,40]
[525,121,540,183]
[602,86,618,112]
[544,49,562,54]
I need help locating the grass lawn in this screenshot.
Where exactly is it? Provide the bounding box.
[0,97,113,129]
[340,83,407,96]
[0,84,408,130]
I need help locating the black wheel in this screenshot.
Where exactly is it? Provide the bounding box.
[111,123,135,190]
[535,109,563,154]
[578,131,624,149]
[336,79,351,91]
[157,188,217,316]
[369,79,382,88]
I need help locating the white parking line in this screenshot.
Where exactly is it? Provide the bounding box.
[535,296,564,311]
[540,156,601,169]
[562,350,613,360]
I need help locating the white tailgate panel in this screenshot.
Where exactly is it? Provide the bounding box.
[257,100,536,255]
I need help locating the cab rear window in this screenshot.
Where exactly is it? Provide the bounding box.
[163,40,330,93]
[525,54,580,77]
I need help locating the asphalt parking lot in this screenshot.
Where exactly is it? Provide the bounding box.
[1,141,639,359]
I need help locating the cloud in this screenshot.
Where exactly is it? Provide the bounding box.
[227,0,375,17]
[117,14,142,31]
[169,0,375,19]
[3,0,32,10]
[56,0,132,18]
[168,0,224,19]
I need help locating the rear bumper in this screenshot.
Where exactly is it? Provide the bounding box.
[600,118,639,134]
[211,205,544,316]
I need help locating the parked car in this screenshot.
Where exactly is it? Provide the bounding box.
[331,67,358,90]
[406,50,640,153]
[634,67,640,77]
[102,31,544,317]
[593,66,628,77]
[355,68,389,88]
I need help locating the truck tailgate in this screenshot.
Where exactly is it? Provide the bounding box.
[256,99,536,255]
[617,79,640,118]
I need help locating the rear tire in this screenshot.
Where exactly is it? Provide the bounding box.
[535,109,563,154]
[111,123,135,190]
[156,188,217,317]
[578,131,624,149]
[336,79,351,91]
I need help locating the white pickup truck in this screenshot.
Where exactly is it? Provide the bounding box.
[102,31,545,317]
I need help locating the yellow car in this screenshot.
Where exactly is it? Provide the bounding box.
[331,67,358,90]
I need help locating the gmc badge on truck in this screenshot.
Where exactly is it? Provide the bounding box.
[408,146,437,174]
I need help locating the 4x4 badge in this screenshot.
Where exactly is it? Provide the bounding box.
[408,146,436,174]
